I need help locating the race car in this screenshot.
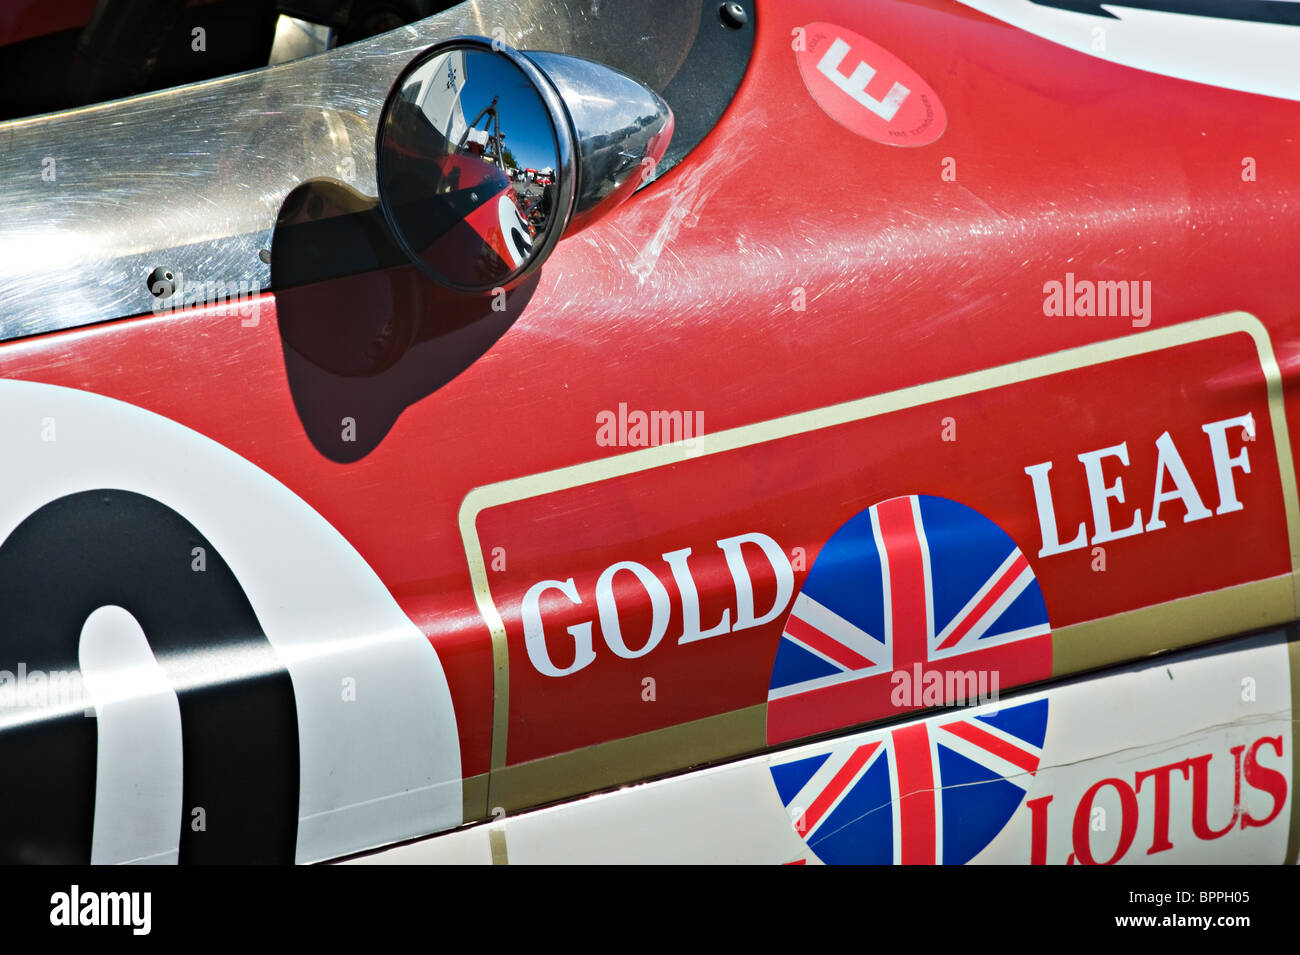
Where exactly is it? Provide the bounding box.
[0,0,1298,866]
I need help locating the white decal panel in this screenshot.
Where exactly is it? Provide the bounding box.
[959,0,1300,102]
[363,631,1291,864]
[0,379,462,863]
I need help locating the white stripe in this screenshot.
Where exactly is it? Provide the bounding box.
[767,662,887,700]
[929,725,944,863]
[789,591,890,664]
[886,736,903,865]
[911,496,935,645]
[953,564,1036,648]
[933,619,1051,661]
[958,0,1300,104]
[0,379,465,864]
[81,605,183,866]
[934,548,1023,648]
[782,632,852,674]
[870,506,894,651]
[783,741,877,840]
[936,731,1034,790]
[953,711,1045,760]
[933,719,1041,789]
[806,744,887,844]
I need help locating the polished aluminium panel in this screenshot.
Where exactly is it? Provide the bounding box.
[0,0,703,340]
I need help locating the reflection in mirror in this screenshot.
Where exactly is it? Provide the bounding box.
[377,46,564,291]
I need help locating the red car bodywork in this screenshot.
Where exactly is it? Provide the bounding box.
[0,0,97,47]
[2,0,1298,837]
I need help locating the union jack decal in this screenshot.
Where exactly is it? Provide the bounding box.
[771,697,1049,864]
[767,495,1052,743]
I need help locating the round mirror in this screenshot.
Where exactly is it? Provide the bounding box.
[376,38,574,293]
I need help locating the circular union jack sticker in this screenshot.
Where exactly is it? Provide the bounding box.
[767,494,1052,864]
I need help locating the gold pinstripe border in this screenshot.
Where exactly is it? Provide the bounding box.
[483,580,1298,811]
[1054,574,1296,675]
[459,312,1300,782]
[461,772,489,824]
[489,704,766,812]
[488,828,509,865]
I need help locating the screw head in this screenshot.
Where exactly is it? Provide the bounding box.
[147,266,175,298]
[720,2,747,29]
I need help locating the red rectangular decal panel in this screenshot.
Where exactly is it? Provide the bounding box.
[468,319,1291,764]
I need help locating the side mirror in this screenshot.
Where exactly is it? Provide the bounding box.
[375,37,673,293]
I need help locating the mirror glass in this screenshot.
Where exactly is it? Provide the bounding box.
[377,45,564,291]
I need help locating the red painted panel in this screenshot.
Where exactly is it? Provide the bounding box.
[2,0,1299,806]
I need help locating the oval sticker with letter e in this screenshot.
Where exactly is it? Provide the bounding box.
[795,21,946,147]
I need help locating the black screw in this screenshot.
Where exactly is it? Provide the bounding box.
[147,266,175,298]
[719,2,747,28]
